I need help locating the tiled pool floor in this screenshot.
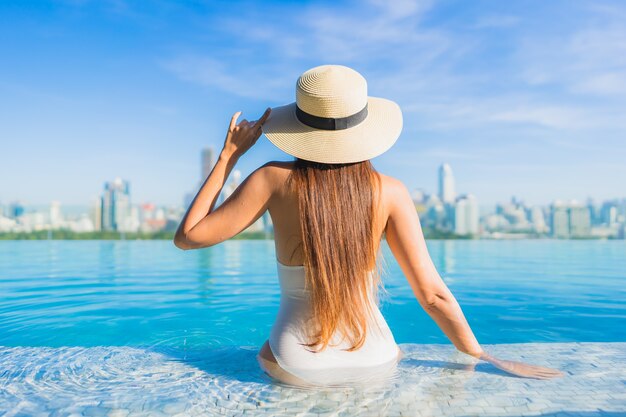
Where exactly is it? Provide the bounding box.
[1,342,624,417]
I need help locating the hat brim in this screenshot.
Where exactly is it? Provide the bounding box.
[261,96,403,164]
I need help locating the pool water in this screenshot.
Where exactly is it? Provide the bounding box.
[1,240,625,416]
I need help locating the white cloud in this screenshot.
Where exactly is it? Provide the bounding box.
[517,18,626,98]
[490,106,588,129]
[162,0,626,137]
[572,72,626,96]
[161,56,290,100]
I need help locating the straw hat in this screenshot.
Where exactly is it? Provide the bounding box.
[262,64,403,164]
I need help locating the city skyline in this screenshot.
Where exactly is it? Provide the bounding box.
[1,162,622,211]
[1,1,625,207]
[2,154,624,239]
[0,154,624,212]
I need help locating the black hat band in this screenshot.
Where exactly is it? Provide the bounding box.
[295,103,368,131]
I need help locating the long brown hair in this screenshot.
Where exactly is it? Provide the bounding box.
[288,157,382,352]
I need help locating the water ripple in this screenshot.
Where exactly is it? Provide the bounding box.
[1,343,624,416]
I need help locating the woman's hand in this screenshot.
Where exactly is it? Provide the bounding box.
[222,107,271,160]
[478,351,564,379]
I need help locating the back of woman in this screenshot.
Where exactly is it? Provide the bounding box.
[263,159,401,385]
[174,64,564,387]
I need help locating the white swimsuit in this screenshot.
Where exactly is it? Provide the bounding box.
[268,261,400,385]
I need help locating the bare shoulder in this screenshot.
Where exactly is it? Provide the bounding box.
[250,160,294,191]
[259,160,295,173]
[376,172,411,205]
[256,160,294,179]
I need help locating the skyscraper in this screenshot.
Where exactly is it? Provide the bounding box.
[586,197,598,225]
[530,206,547,233]
[425,194,446,230]
[550,200,591,238]
[101,178,131,232]
[8,201,25,219]
[184,146,217,208]
[551,202,569,238]
[91,198,102,231]
[49,201,62,228]
[569,204,591,238]
[221,169,242,203]
[453,194,479,235]
[600,201,619,226]
[201,147,216,181]
[438,163,456,204]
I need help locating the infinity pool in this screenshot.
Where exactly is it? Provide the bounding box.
[1,240,625,416]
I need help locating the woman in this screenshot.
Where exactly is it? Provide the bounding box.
[174,65,563,386]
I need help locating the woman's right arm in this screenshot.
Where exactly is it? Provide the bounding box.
[384,178,564,379]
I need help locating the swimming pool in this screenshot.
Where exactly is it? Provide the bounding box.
[1,240,625,416]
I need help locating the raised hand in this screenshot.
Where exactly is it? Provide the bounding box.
[222,107,271,160]
[479,351,564,379]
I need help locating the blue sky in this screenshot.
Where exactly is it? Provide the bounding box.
[1,0,625,207]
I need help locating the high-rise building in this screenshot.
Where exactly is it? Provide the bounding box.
[49,201,62,229]
[221,170,242,203]
[9,201,25,219]
[550,200,591,238]
[438,163,456,204]
[530,206,547,233]
[586,198,599,225]
[600,201,619,226]
[201,147,216,181]
[184,147,217,208]
[424,194,445,229]
[569,205,591,238]
[128,206,140,233]
[453,194,479,235]
[551,202,570,238]
[91,198,102,231]
[100,178,131,232]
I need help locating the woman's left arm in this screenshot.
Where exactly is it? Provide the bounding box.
[174,108,272,250]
